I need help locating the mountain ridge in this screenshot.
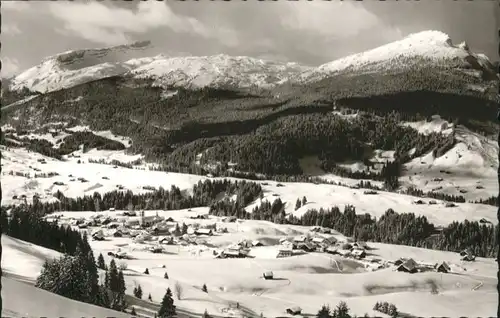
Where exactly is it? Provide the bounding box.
[6,30,497,95]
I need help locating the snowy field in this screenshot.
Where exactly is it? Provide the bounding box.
[317,116,498,202]
[1,116,497,317]
[2,209,497,317]
[2,276,130,318]
[400,124,498,202]
[1,145,497,226]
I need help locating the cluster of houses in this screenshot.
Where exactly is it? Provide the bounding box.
[216,239,265,259]
[214,225,373,262]
[392,256,472,274]
[50,211,226,254]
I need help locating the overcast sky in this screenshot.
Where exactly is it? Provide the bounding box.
[2,0,499,77]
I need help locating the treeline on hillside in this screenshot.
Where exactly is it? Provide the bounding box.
[209,202,497,258]
[88,158,143,169]
[1,205,86,255]
[198,112,455,177]
[36,242,128,311]
[1,86,39,106]
[1,205,128,309]
[472,196,497,207]
[404,186,466,203]
[8,179,262,216]
[1,130,126,160]
[4,73,481,181]
[59,131,126,154]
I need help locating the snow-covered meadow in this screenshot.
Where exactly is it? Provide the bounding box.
[1,144,497,227]
[2,207,497,317]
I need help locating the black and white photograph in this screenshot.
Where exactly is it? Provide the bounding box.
[1,0,499,317]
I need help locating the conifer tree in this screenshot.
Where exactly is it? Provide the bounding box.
[174,223,182,236]
[181,222,188,235]
[97,253,106,270]
[295,198,302,211]
[107,259,119,292]
[134,284,143,299]
[85,250,100,305]
[334,301,351,318]
[317,304,331,318]
[158,288,176,318]
[202,283,208,293]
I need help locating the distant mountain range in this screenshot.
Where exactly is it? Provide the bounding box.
[5,30,498,95]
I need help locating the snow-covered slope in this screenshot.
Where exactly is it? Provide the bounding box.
[9,41,154,93]
[9,42,309,93]
[130,54,309,89]
[295,30,497,82]
[9,31,496,95]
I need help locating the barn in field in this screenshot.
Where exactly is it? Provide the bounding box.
[396,258,418,273]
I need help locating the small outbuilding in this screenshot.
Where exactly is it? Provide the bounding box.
[263,271,274,280]
[286,306,302,316]
[436,261,451,273]
[396,258,418,274]
[297,242,316,252]
[112,229,124,237]
[462,254,476,262]
[92,230,105,241]
[195,228,213,236]
[277,249,293,258]
[351,249,366,259]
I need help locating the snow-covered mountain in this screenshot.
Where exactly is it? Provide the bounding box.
[129,54,309,89]
[8,41,154,93]
[295,30,496,83]
[8,31,496,94]
[9,41,310,93]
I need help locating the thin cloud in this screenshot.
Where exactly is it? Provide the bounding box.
[1,1,30,11]
[2,23,22,36]
[280,1,382,38]
[47,1,238,46]
[2,57,21,78]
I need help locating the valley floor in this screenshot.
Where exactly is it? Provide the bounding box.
[2,209,497,317]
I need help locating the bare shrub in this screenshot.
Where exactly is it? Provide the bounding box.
[174,281,183,300]
[426,278,439,294]
[118,261,128,271]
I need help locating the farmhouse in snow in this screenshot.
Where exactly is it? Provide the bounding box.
[263,271,274,280]
[195,228,213,236]
[396,258,418,273]
[436,262,451,273]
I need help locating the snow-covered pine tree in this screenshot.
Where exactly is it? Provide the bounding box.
[158,287,176,318]
[317,304,331,318]
[334,301,351,318]
[97,253,106,269]
[107,259,119,292]
[174,223,182,236]
[295,198,302,211]
[135,284,143,299]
